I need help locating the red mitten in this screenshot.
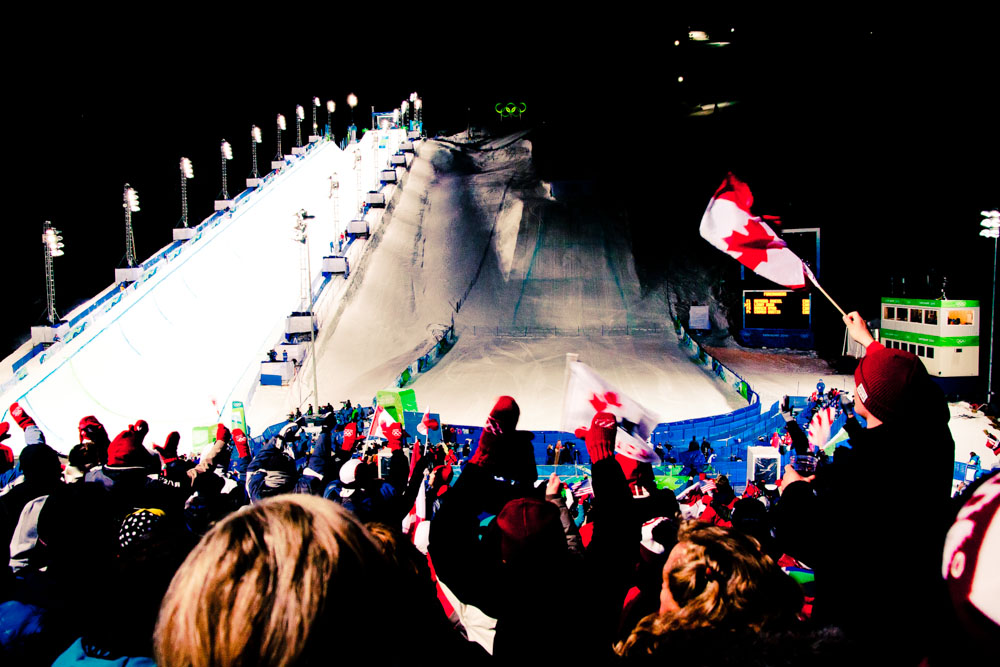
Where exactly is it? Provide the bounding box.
[9,403,36,430]
[469,396,520,468]
[575,411,617,464]
[0,422,9,443]
[153,431,180,464]
[216,424,231,444]
[232,428,250,459]
[386,422,404,451]
[342,423,359,451]
[79,416,110,446]
[132,420,149,444]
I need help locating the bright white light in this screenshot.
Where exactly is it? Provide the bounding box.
[677,76,684,83]
[124,186,140,212]
[252,126,262,143]
[180,157,194,178]
[689,30,708,41]
[313,96,320,107]
[347,93,358,108]
[393,109,400,122]
[277,114,286,131]
[221,140,233,160]
[982,219,1000,229]
[44,228,65,256]
[981,210,1000,219]
[674,40,680,46]
[981,228,1000,238]
[327,100,335,113]
[414,99,422,110]
[296,105,304,120]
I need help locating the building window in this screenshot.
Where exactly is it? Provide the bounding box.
[917,345,925,357]
[898,309,909,322]
[956,348,962,353]
[909,343,917,354]
[884,306,895,320]
[924,310,938,326]
[926,347,934,359]
[910,309,923,323]
[947,310,974,326]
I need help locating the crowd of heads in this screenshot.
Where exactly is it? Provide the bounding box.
[0,315,997,666]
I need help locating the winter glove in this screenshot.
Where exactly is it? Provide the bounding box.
[9,402,36,430]
[153,431,181,464]
[233,428,251,459]
[216,423,231,444]
[342,422,359,451]
[79,416,110,446]
[0,422,9,443]
[575,411,617,463]
[469,396,520,468]
[132,419,149,443]
[385,422,404,451]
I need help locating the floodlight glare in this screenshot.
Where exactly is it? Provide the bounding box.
[415,99,422,110]
[221,140,233,160]
[327,100,335,113]
[296,105,305,120]
[180,157,194,179]
[347,93,357,108]
[982,229,1000,238]
[252,126,262,143]
[277,114,287,131]
[124,185,140,212]
[410,92,417,102]
[313,97,320,107]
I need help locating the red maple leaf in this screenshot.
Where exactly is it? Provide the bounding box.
[722,218,787,271]
[589,392,623,412]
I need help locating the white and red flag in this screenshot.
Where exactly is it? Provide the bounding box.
[561,359,660,463]
[700,172,808,289]
[417,410,439,437]
[366,404,395,440]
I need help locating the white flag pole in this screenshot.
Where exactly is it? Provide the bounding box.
[804,265,847,317]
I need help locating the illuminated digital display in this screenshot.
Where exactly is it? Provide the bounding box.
[743,290,811,330]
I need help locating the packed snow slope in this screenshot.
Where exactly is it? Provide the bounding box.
[311,137,749,428]
[0,137,380,455]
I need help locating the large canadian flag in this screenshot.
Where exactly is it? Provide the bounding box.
[700,172,807,289]
[366,405,395,440]
[561,359,660,463]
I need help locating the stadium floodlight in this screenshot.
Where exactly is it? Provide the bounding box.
[326,100,335,140]
[295,104,305,147]
[312,97,320,137]
[123,184,140,267]
[250,125,263,178]
[981,209,1000,409]
[42,221,65,324]
[219,140,233,200]
[276,114,286,159]
[347,93,357,124]
[179,157,194,227]
[410,92,417,102]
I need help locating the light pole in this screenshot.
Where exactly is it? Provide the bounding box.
[219,140,233,200]
[326,100,335,140]
[295,105,304,148]
[179,158,194,227]
[347,93,358,143]
[250,126,262,178]
[42,221,64,325]
[123,184,140,267]
[981,209,999,407]
[293,210,320,408]
[312,97,320,140]
[275,113,286,159]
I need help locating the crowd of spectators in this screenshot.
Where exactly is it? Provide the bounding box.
[0,311,996,665]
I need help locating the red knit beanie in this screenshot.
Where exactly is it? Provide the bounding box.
[107,428,154,467]
[854,341,927,423]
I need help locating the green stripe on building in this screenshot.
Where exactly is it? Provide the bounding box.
[880,328,979,347]
[881,297,980,308]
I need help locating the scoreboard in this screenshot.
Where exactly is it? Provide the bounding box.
[743,290,812,330]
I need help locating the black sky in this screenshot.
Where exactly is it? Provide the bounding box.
[3,16,997,380]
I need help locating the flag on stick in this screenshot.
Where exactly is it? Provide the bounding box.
[700,172,806,289]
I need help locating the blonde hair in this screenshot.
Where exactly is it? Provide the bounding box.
[617,521,801,657]
[154,495,386,667]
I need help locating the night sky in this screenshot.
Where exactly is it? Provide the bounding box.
[4,16,997,390]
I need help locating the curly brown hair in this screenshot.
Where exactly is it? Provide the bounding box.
[617,521,803,657]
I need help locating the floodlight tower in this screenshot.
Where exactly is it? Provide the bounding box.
[292,210,320,407]
[179,158,194,227]
[401,99,409,129]
[123,184,140,267]
[414,97,422,135]
[347,93,358,143]
[275,114,286,159]
[326,100,335,141]
[250,126,262,178]
[42,221,65,325]
[312,97,320,139]
[981,209,1000,406]
[295,105,304,148]
[219,140,233,200]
